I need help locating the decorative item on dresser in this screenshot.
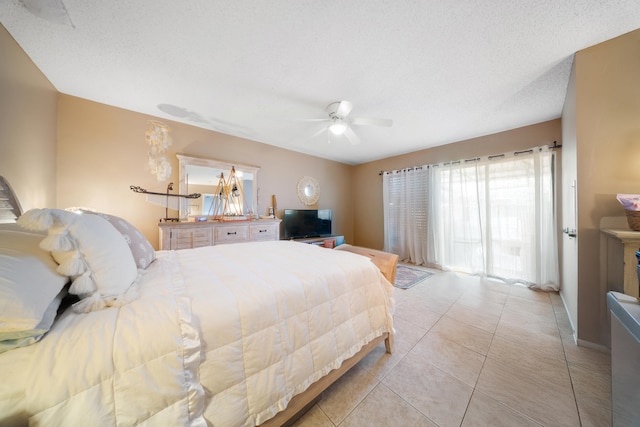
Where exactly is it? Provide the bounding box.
[130,182,201,222]
[158,218,281,250]
[177,154,259,221]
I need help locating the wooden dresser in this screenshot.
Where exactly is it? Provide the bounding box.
[158,219,281,250]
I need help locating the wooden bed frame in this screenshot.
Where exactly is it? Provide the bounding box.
[261,332,394,426]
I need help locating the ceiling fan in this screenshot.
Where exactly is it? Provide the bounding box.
[307,101,393,145]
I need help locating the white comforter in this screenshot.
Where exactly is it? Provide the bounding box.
[0,240,394,426]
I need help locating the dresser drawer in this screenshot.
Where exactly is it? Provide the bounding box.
[250,222,279,241]
[215,225,249,243]
[172,227,212,250]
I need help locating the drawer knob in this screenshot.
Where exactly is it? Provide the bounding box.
[228,231,237,235]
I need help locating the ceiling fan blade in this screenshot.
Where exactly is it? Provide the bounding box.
[344,127,361,145]
[311,126,328,138]
[302,118,330,122]
[350,117,393,127]
[20,0,75,27]
[335,100,353,118]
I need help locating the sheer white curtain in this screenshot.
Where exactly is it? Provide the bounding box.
[382,167,429,265]
[427,147,559,290]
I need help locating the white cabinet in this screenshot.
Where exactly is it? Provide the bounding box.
[158,219,281,250]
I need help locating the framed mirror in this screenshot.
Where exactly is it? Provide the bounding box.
[297,176,320,206]
[177,154,259,220]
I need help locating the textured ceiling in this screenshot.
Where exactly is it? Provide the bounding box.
[2,1,640,165]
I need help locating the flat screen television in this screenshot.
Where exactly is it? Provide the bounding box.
[283,209,332,239]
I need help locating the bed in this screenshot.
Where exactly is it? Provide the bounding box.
[0,177,395,426]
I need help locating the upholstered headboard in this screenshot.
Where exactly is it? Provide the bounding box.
[0,176,22,223]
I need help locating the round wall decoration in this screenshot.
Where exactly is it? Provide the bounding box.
[297,176,320,206]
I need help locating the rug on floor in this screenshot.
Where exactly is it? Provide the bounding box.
[394,265,434,289]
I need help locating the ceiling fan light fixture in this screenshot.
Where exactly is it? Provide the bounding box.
[329,121,347,135]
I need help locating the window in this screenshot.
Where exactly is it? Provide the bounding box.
[383,147,559,290]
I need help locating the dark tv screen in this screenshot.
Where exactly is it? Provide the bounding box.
[283,209,332,239]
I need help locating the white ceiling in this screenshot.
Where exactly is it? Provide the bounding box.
[2,1,640,165]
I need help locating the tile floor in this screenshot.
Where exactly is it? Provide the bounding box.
[292,266,612,427]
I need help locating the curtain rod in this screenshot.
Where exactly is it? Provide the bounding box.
[379,141,561,175]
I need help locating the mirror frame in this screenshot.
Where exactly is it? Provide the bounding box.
[177,154,260,219]
[296,175,320,206]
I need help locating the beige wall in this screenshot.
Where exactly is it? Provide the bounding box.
[571,28,640,346]
[0,25,57,210]
[56,95,354,249]
[352,120,562,250]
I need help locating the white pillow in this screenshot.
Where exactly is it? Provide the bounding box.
[18,208,140,313]
[68,209,156,269]
[0,230,68,333]
[0,288,67,353]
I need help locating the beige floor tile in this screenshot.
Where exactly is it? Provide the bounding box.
[559,326,577,345]
[392,286,415,305]
[569,363,612,427]
[339,383,438,427]
[291,404,335,427]
[476,357,580,426]
[470,277,512,295]
[503,294,555,318]
[576,398,612,427]
[492,323,563,354]
[393,300,443,330]
[391,315,430,353]
[357,316,427,380]
[552,297,569,313]
[549,291,565,308]
[459,286,510,305]
[496,309,561,341]
[382,350,474,427]
[318,365,379,425]
[508,284,552,303]
[429,315,493,355]
[356,344,400,382]
[569,363,611,403]
[396,292,456,316]
[423,272,477,298]
[461,390,543,427]
[445,301,501,333]
[487,334,570,385]
[454,293,506,317]
[412,332,485,387]
[554,307,576,341]
[563,342,611,376]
